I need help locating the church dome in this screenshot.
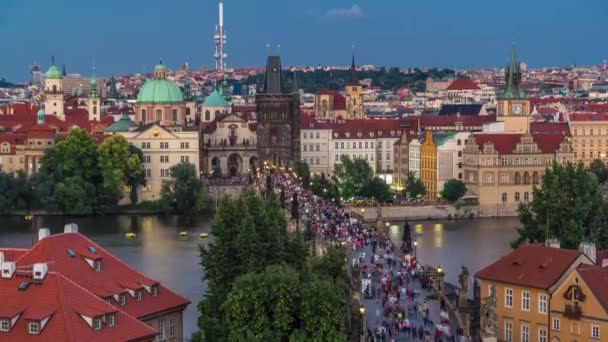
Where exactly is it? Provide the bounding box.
[203,89,229,107]
[45,65,62,79]
[136,63,184,104]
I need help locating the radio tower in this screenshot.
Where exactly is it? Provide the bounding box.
[214,0,227,80]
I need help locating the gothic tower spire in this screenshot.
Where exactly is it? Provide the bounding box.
[349,50,358,86]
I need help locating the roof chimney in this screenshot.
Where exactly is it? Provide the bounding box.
[1,262,16,279]
[64,223,79,234]
[602,259,608,268]
[545,238,560,249]
[33,263,48,281]
[38,228,51,241]
[0,251,4,267]
[579,241,597,264]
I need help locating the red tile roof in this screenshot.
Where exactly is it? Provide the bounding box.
[534,107,559,116]
[0,271,156,341]
[530,97,564,106]
[472,131,568,155]
[446,78,480,91]
[585,104,608,113]
[578,265,608,314]
[530,122,571,136]
[569,113,608,122]
[419,114,496,128]
[475,244,584,289]
[15,232,190,319]
[0,248,28,261]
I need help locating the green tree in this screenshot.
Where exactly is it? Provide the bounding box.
[293,161,311,189]
[404,172,426,200]
[441,179,467,203]
[160,162,202,214]
[588,159,608,184]
[38,128,102,214]
[360,176,392,203]
[333,155,373,200]
[98,135,144,205]
[515,163,608,249]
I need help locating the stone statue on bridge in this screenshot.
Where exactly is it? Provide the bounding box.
[459,266,470,293]
[402,220,412,253]
[480,284,498,338]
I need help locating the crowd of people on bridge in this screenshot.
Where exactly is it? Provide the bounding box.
[261,170,468,342]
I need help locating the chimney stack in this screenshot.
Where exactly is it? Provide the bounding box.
[38,228,51,241]
[545,238,560,249]
[1,262,16,279]
[33,263,48,281]
[64,223,79,234]
[579,242,597,264]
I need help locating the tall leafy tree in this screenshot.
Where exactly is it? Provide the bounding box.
[588,159,608,184]
[98,135,144,205]
[441,179,467,203]
[404,172,426,200]
[160,162,202,214]
[515,162,608,249]
[360,176,392,203]
[333,155,373,200]
[293,161,311,189]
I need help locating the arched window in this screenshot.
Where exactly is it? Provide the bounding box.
[205,111,210,121]
[52,85,57,93]
[523,172,530,185]
[532,172,539,185]
[514,172,521,185]
[186,107,191,116]
[172,109,178,122]
[93,107,97,115]
[141,109,147,122]
[215,110,221,118]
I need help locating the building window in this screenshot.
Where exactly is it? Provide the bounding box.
[316,132,320,139]
[316,144,320,152]
[0,320,9,332]
[505,288,513,308]
[205,110,210,121]
[485,174,492,184]
[119,294,126,306]
[94,259,102,272]
[592,325,600,340]
[160,142,169,149]
[169,317,176,338]
[93,318,101,331]
[335,142,339,149]
[180,142,190,149]
[552,318,560,331]
[335,154,339,162]
[181,156,189,163]
[146,169,151,177]
[135,290,142,302]
[151,285,158,296]
[303,132,307,139]
[502,193,507,204]
[160,155,169,163]
[172,109,178,122]
[159,319,165,340]
[340,142,344,149]
[504,321,513,342]
[539,327,547,342]
[28,322,39,335]
[539,294,547,314]
[524,192,529,203]
[515,192,520,203]
[371,142,374,148]
[106,314,115,327]
[521,324,529,342]
[144,155,151,163]
[457,139,462,146]
[316,158,320,165]
[303,145,307,152]
[522,291,530,311]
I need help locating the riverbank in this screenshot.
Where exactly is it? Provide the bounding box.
[345,204,481,222]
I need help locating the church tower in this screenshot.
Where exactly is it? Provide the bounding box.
[44,57,65,121]
[87,69,100,121]
[345,52,364,119]
[497,45,530,132]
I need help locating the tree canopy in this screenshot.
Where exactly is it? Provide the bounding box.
[404,172,426,200]
[515,162,608,249]
[441,179,466,203]
[160,162,204,214]
[588,159,608,184]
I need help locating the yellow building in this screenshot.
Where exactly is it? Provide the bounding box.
[569,113,608,165]
[420,130,437,200]
[476,243,592,342]
[550,262,608,342]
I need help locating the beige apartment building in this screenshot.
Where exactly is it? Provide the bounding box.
[568,113,608,165]
[113,122,200,201]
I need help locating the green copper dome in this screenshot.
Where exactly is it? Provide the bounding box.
[203,89,229,107]
[137,62,184,103]
[45,65,62,79]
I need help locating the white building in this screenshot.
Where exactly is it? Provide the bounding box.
[435,132,470,193]
[408,138,421,178]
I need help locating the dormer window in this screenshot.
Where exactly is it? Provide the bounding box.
[28,321,39,335]
[151,285,158,297]
[0,319,10,332]
[93,317,102,331]
[119,295,126,306]
[105,314,115,327]
[94,259,102,272]
[135,290,142,302]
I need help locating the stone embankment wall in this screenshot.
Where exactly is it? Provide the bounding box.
[345,204,479,222]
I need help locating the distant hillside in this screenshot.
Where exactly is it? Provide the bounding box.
[0,78,18,88]
[245,67,456,93]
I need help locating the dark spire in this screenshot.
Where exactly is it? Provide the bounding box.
[62,64,66,76]
[292,71,298,93]
[499,44,526,99]
[348,50,358,86]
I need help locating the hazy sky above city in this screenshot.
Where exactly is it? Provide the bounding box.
[1,0,607,81]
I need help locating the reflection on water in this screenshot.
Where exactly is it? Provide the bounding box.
[0,214,211,339]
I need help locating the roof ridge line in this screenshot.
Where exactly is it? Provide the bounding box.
[55,272,76,341]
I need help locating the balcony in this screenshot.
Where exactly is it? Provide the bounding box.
[564,303,582,320]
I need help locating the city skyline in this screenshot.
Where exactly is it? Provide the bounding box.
[2,0,608,81]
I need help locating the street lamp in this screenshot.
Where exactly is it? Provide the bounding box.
[385,222,390,227]
[413,240,418,259]
[437,266,442,274]
[359,307,366,315]
[359,306,366,339]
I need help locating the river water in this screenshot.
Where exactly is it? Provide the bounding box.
[0,215,521,338]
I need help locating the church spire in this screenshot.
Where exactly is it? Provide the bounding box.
[90,66,98,99]
[499,44,526,99]
[348,49,359,86]
[62,64,67,77]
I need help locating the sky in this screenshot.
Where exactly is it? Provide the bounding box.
[1,0,608,82]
